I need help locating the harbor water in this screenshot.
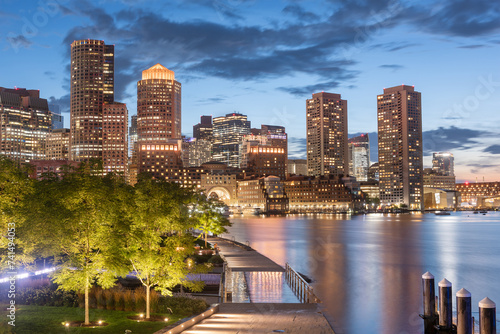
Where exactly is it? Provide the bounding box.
[224,212,500,334]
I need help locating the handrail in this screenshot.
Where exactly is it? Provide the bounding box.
[285,262,321,303]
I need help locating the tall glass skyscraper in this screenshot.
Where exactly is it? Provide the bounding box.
[212,113,250,168]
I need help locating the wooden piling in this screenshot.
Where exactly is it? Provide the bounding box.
[438,278,453,330]
[456,288,472,334]
[479,297,496,334]
[422,272,437,334]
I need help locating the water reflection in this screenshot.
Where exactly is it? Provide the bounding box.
[225,212,500,334]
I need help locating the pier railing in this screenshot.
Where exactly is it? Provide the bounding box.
[285,263,321,303]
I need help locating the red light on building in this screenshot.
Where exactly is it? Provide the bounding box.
[465,181,469,185]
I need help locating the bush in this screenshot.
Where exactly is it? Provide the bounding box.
[157,296,208,316]
[96,288,106,309]
[150,289,160,313]
[104,289,115,310]
[208,255,224,264]
[14,285,78,307]
[114,289,125,311]
[123,289,135,312]
[192,254,212,263]
[134,288,146,312]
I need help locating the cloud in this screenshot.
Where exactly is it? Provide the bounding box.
[6,35,33,49]
[282,4,320,20]
[288,137,307,159]
[458,44,488,49]
[379,64,404,71]
[422,126,486,155]
[48,94,71,115]
[57,0,500,102]
[483,145,500,154]
[403,0,500,37]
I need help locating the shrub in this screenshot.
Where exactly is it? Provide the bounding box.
[114,289,125,311]
[123,289,134,312]
[157,296,208,316]
[150,289,160,313]
[104,290,115,310]
[208,255,224,264]
[134,288,146,312]
[95,288,106,309]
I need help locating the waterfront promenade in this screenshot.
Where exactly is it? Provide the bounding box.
[177,236,334,333]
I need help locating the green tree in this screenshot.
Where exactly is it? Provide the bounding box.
[127,177,206,319]
[192,195,231,248]
[0,157,34,267]
[24,161,130,325]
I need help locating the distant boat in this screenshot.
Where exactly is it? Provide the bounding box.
[435,211,451,216]
[480,210,487,214]
[473,211,479,214]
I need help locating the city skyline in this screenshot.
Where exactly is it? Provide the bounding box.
[2,0,500,182]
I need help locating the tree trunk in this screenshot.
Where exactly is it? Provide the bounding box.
[85,281,89,325]
[146,277,150,319]
[204,231,207,248]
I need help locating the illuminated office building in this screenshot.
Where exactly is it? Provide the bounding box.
[377,85,423,210]
[193,115,213,141]
[213,113,250,168]
[102,102,128,175]
[432,152,454,176]
[70,39,114,162]
[348,134,370,181]
[137,64,181,141]
[306,92,348,177]
[0,87,51,162]
[45,128,70,160]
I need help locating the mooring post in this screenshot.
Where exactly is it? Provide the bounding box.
[438,278,453,330]
[479,297,496,334]
[421,272,437,333]
[456,288,472,334]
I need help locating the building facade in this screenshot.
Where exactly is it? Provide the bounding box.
[288,159,307,176]
[456,182,500,207]
[0,87,51,162]
[306,92,348,177]
[45,128,70,160]
[137,64,181,142]
[284,175,353,212]
[237,176,288,213]
[432,152,454,176]
[212,113,250,168]
[188,138,213,167]
[70,39,114,162]
[193,115,213,141]
[377,85,423,210]
[102,102,128,175]
[348,133,370,181]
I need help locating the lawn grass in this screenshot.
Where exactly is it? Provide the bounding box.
[0,304,182,334]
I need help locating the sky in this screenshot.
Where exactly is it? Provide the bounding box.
[1,0,500,182]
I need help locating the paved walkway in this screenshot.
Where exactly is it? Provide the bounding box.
[181,303,335,334]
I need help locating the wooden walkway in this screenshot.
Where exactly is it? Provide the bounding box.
[207,236,284,272]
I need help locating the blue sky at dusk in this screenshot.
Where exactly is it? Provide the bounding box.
[1,0,500,181]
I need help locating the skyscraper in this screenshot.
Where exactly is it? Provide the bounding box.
[70,39,114,162]
[45,128,70,160]
[306,92,348,177]
[193,115,213,141]
[137,64,181,141]
[432,152,454,176]
[102,102,128,175]
[212,113,250,168]
[377,85,423,210]
[348,134,370,181]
